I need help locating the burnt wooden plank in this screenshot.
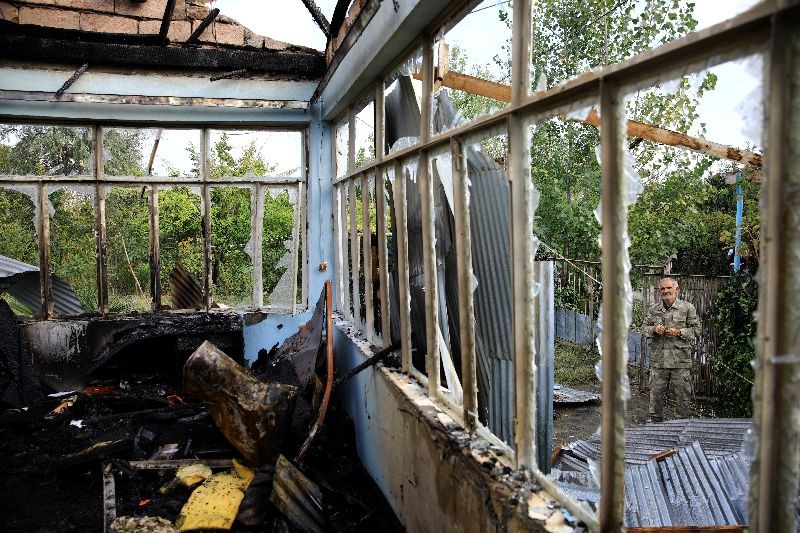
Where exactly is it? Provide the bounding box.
[183,8,220,47]
[0,33,325,78]
[159,0,177,44]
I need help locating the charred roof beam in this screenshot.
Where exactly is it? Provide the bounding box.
[329,0,351,39]
[158,0,177,44]
[54,63,89,100]
[0,34,325,78]
[300,0,331,38]
[183,8,220,48]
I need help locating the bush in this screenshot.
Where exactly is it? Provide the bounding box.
[712,271,757,416]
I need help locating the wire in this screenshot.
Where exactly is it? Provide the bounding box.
[468,0,512,16]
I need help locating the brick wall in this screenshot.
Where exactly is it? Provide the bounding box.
[0,0,285,49]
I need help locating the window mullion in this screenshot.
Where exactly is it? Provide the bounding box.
[201,129,212,312]
[361,173,375,342]
[291,181,304,314]
[349,177,361,328]
[94,125,108,315]
[150,184,160,312]
[510,0,535,469]
[374,80,392,348]
[452,138,477,430]
[751,16,799,532]
[37,180,52,319]
[598,79,626,531]
[393,159,412,372]
[252,183,264,309]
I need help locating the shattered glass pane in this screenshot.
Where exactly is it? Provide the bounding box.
[432,0,512,134]
[384,166,400,345]
[159,186,203,310]
[0,186,39,316]
[264,187,299,309]
[429,148,463,406]
[103,128,199,179]
[384,47,423,154]
[211,186,252,309]
[0,125,92,176]
[529,0,763,95]
[106,187,152,312]
[402,156,427,376]
[208,130,301,179]
[48,186,97,315]
[354,99,375,170]
[335,118,349,177]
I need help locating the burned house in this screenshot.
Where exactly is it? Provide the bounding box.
[0,0,799,532]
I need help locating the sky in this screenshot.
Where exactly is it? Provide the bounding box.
[211,0,763,154]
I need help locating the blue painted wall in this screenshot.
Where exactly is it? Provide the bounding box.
[242,101,335,361]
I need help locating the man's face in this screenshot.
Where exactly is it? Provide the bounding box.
[659,281,678,306]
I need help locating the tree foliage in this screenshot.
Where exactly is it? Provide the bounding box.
[712,271,757,416]
[0,126,298,312]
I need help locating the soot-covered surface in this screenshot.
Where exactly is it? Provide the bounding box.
[0,370,404,532]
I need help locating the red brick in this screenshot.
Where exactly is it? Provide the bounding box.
[186,2,206,20]
[0,2,19,22]
[80,12,137,33]
[19,6,79,29]
[114,0,167,19]
[55,0,114,13]
[139,18,190,42]
[211,21,243,46]
[243,29,264,49]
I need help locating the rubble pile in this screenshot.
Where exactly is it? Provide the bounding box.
[0,282,404,532]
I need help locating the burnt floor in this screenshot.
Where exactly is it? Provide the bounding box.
[0,375,404,533]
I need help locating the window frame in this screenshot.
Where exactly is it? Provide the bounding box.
[0,123,308,317]
[331,1,799,531]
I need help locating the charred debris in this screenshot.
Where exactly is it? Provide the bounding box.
[0,281,403,532]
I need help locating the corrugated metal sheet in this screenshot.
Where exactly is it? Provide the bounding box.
[385,83,518,443]
[0,254,86,315]
[550,419,800,529]
[559,418,752,465]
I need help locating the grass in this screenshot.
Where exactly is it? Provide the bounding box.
[554,340,600,386]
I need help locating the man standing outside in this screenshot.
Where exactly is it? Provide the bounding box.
[644,277,701,421]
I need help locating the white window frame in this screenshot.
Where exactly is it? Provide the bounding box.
[332,1,800,531]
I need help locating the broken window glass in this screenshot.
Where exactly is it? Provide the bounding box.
[48,186,97,315]
[335,118,349,177]
[105,187,152,312]
[211,186,252,309]
[381,167,398,345]
[103,128,200,179]
[402,156,428,376]
[384,47,423,155]
[354,99,375,170]
[432,0,513,134]
[529,0,763,95]
[0,125,92,176]
[427,148,463,406]
[263,187,300,309]
[208,130,302,179]
[158,186,203,310]
[0,186,39,316]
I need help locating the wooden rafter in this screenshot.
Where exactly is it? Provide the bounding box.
[416,68,763,169]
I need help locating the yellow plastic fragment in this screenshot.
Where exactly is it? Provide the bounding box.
[160,464,213,494]
[175,460,255,531]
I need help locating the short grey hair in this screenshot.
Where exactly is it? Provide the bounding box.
[659,277,679,289]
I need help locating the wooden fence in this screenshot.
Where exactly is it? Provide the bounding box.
[552,259,728,397]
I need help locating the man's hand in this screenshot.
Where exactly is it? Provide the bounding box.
[654,324,666,335]
[666,327,681,337]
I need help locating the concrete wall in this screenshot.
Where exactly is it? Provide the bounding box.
[333,320,571,533]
